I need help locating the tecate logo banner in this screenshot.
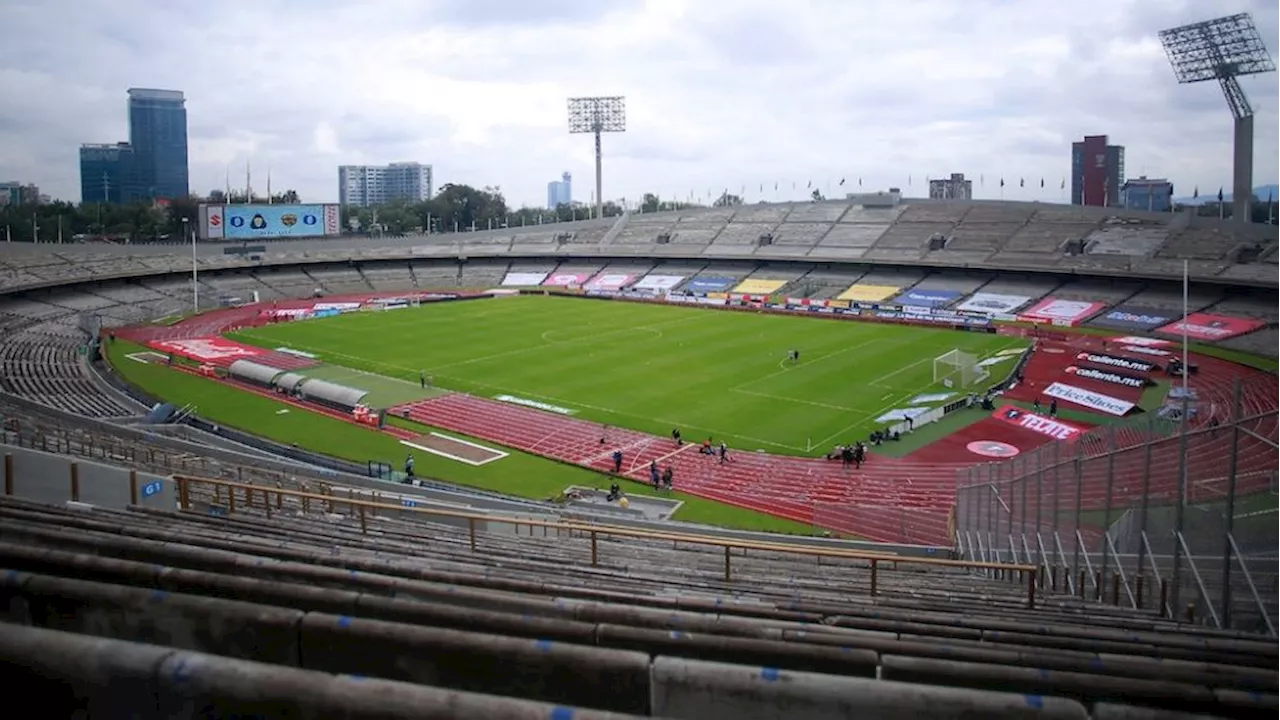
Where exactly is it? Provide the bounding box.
[1066,365,1148,388]
[1075,352,1154,373]
[993,405,1085,441]
[1043,382,1135,416]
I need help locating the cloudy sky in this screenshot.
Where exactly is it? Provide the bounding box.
[2,0,1277,207]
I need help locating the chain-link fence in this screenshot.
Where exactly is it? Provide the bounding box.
[955,379,1278,636]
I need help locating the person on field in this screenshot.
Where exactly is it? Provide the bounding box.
[612,449,623,473]
[1049,399,1058,418]
[701,438,713,455]
[650,460,661,489]
[840,445,853,469]
[404,454,415,478]
[854,442,866,469]
[672,428,682,445]
[718,441,729,464]
[1033,397,1041,413]
[663,465,674,491]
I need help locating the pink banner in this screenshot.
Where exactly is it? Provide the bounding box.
[149,336,265,365]
[991,405,1086,441]
[1156,313,1265,341]
[585,272,636,290]
[542,272,593,287]
[1018,297,1107,326]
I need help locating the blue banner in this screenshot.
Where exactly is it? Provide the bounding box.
[683,276,737,292]
[225,204,326,239]
[892,289,961,307]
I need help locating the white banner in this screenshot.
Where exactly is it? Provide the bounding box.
[955,292,1031,314]
[1111,336,1172,347]
[632,274,685,291]
[1122,345,1171,357]
[1043,382,1135,416]
[502,272,549,286]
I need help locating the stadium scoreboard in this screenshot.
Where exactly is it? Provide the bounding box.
[199,203,341,240]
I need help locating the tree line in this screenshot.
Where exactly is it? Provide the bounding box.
[0,184,716,243]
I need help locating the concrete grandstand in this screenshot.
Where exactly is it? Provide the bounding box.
[0,196,1276,717]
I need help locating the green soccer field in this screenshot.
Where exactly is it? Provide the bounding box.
[230,295,1027,455]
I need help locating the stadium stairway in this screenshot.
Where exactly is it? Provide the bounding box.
[0,492,1276,718]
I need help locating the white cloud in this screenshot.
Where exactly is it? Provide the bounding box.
[0,0,1275,206]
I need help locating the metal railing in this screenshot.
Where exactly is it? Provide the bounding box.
[954,378,1278,636]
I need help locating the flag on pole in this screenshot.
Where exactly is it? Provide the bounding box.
[807,180,812,189]
[1019,178,1025,188]
[999,178,1005,187]
[1060,178,1065,190]
[980,175,984,186]
[1040,178,1044,188]
[1193,187,1198,199]
[1217,187,1224,202]
[839,177,845,186]
[858,178,862,187]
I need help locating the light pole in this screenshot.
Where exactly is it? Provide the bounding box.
[183,217,198,312]
[567,96,626,221]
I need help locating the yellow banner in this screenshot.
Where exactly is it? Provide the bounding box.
[837,284,900,302]
[732,278,788,295]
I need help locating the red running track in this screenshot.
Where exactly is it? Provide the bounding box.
[395,393,963,545]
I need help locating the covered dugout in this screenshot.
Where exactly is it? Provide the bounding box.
[297,378,370,412]
[227,359,286,389]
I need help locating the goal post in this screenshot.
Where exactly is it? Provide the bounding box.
[932,349,988,388]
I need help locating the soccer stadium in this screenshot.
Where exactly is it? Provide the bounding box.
[1,189,1277,717]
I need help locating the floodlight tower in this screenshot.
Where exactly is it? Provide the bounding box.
[567,96,626,220]
[1159,13,1276,226]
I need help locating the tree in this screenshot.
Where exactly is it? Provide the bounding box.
[713,192,743,208]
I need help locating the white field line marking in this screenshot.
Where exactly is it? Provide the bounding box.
[729,388,869,414]
[731,338,882,391]
[868,356,931,388]
[401,437,507,467]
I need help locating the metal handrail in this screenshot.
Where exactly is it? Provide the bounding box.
[1176,531,1221,629]
[1228,532,1276,638]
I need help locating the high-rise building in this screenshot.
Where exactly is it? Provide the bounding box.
[78,88,188,204]
[547,172,572,209]
[1121,176,1174,213]
[0,181,41,206]
[927,173,973,200]
[338,162,434,207]
[1071,135,1124,207]
[79,143,141,204]
[127,88,189,200]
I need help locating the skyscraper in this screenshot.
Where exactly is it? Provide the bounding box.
[127,88,189,200]
[338,162,433,207]
[547,172,572,209]
[79,142,140,204]
[1071,135,1124,207]
[78,88,189,204]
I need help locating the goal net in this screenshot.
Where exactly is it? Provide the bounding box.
[932,349,987,388]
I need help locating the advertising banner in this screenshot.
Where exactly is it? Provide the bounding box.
[631,274,685,291]
[323,204,341,235]
[585,273,637,291]
[1066,364,1151,389]
[1018,297,1107,326]
[313,302,363,311]
[892,288,961,308]
[1111,335,1172,347]
[149,337,265,364]
[1121,345,1172,357]
[1042,382,1135,416]
[684,276,738,292]
[992,405,1086,441]
[1155,313,1266,341]
[541,272,593,287]
[502,272,549,286]
[954,292,1031,314]
[1089,305,1176,331]
[204,204,224,239]
[732,278,788,295]
[837,284,900,302]
[224,204,328,239]
[1074,351,1155,374]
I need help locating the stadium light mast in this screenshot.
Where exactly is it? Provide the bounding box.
[1159,13,1276,226]
[567,96,626,220]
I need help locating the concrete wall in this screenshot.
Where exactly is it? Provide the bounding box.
[2,442,173,510]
